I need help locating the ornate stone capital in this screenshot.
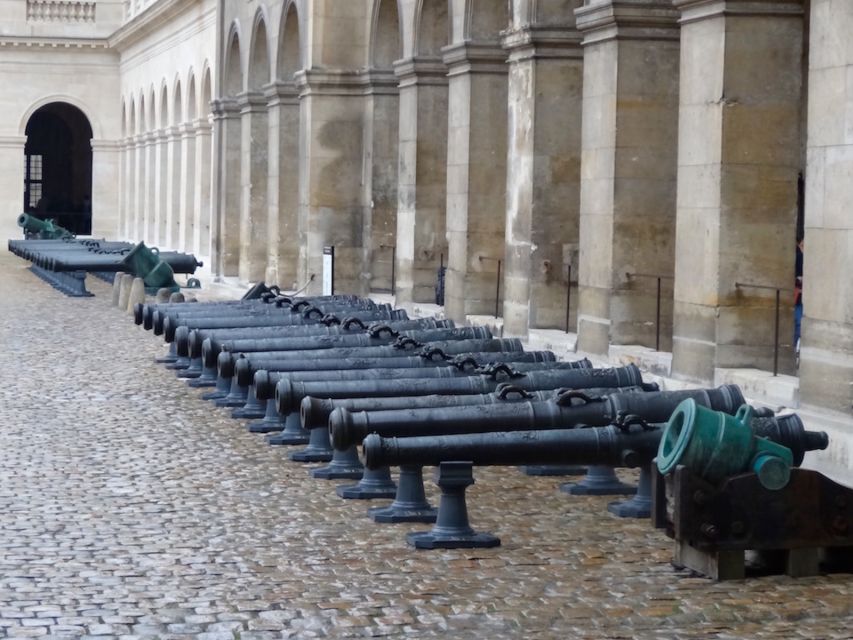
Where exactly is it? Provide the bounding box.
[393,56,449,88]
[501,25,583,63]
[295,69,368,97]
[235,91,267,113]
[673,0,803,24]
[210,98,241,120]
[262,80,299,107]
[575,0,680,44]
[441,42,508,77]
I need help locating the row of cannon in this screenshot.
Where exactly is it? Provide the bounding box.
[9,229,202,298]
[132,288,829,552]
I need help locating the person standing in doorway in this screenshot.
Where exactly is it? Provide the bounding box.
[794,238,804,355]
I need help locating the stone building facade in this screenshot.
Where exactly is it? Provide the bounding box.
[0,1,851,459]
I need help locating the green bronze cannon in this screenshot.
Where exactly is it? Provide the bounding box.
[17,213,74,240]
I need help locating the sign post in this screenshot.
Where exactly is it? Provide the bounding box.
[322,246,335,295]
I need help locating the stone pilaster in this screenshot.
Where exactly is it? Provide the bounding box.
[164,125,182,249]
[798,0,853,414]
[502,24,584,337]
[0,136,26,241]
[192,118,212,260]
[264,81,300,288]
[394,57,449,306]
[362,69,400,294]
[122,136,135,239]
[154,129,168,247]
[90,140,120,239]
[442,42,509,322]
[142,131,157,244]
[238,91,269,283]
[211,99,241,277]
[179,122,197,253]
[671,0,804,383]
[575,0,681,355]
[295,70,369,296]
[132,135,144,240]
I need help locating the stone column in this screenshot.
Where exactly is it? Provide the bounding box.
[154,129,168,246]
[0,136,26,241]
[443,43,509,322]
[143,132,157,243]
[799,0,853,413]
[211,99,241,277]
[362,70,399,293]
[122,136,134,239]
[502,25,584,337]
[296,70,368,295]
[165,125,182,249]
[264,81,300,288]
[192,117,213,260]
[90,140,120,238]
[394,57,449,305]
[671,0,804,383]
[133,135,144,240]
[575,0,681,355]
[179,121,197,252]
[238,92,269,283]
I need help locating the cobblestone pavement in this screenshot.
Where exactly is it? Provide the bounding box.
[1,250,852,640]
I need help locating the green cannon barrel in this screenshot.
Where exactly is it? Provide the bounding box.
[17,213,74,239]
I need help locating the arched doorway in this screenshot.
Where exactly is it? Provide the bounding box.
[24,102,94,235]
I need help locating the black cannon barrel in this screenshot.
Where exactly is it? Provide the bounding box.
[215,326,493,359]
[276,364,644,414]
[162,308,407,342]
[328,385,745,450]
[155,299,385,336]
[361,413,827,470]
[205,337,521,374]
[299,383,648,432]
[246,352,565,397]
[184,317,452,357]
[138,298,273,327]
[248,339,540,400]
[237,350,556,388]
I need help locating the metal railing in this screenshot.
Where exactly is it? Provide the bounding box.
[376,244,396,296]
[625,272,674,352]
[565,264,577,334]
[735,281,784,376]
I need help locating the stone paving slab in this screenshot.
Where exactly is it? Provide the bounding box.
[1,250,852,639]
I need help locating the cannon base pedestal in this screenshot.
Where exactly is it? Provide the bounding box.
[561,466,636,496]
[521,465,586,477]
[406,462,500,549]
[290,427,334,461]
[311,446,364,480]
[369,466,437,523]
[654,466,853,580]
[336,467,397,500]
[607,466,653,518]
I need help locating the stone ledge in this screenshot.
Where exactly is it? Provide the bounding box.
[714,367,800,410]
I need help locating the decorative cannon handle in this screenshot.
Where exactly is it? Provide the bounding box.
[495,383,534,401]
[341,317,367,330]
[420,346,450,362]
[368,323,400,339]
[612,411,654,433]
[320,313,342,326]
[477,363,525,380]
[302,305,325,320]
[555,389,605,407]
[392,336,422,350]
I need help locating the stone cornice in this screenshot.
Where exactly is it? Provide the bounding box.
[673,0,804,24]
[236,91,267,113]
[110,0,204,51]
[211,98,241,118]
[501,25,583,63]
[0,36,110,49]
[91,139,121,151]
[164,125,182,139]
[394,56,449,88]
[263,80,300,107]
[360,69,399,96]
[442,42,508,77]
[0,136,27,149]
[575,0,680,45]
[192,117,213,133]
[178,122,197,137]
[294,70,371,98]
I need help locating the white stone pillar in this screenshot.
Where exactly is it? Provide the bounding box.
[394,57,449,306]
[671,0,804,383]
[264,82,300,288]
[192,118,213,260]
[165,125,182,249]
[211,99,241,277]
[143,132,156,244]
[117,140,125,238]
[0,136,26,241]
[574,1,681,355]
[179,122,197,253]
[799,0,853,413]
[443,43,509,322]
[90,140,120,238]
[154,129,168,246]
[237,92,269,283]
[502,24,584,337]
[296,71,368,295]
[133,135,144,240]
[362,70,399,294]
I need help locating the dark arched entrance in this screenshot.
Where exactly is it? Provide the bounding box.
[24,103,93,235]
